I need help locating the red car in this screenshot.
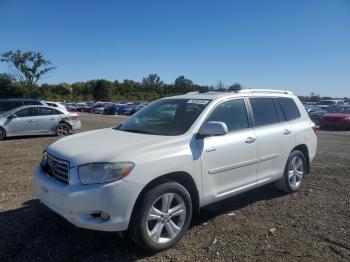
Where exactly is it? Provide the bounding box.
[319,105,350,130]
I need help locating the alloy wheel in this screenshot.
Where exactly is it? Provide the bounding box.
[146,193,187,244]
[288,155,304,189]
[57,124,69,136]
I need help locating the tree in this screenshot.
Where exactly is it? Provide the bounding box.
[174,75,193,93]
[1,50,56,88]
[141,74,163,91]
[229,83,242,92]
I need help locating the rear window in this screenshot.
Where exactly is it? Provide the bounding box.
[249,98,279,126]
[278,97,300,121]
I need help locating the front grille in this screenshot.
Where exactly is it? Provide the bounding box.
[42,154,69,185]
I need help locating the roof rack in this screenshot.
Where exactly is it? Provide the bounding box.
[239,89,294,95]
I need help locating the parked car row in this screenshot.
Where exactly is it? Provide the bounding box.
[303,101,350,130]
[65,101,149,115]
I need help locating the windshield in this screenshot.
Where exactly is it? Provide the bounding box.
[328,106,350,114]
[117,99,210,135]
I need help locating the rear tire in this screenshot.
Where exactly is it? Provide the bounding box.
[131,182,192,253]
[56,122,71,136]
[275,150,306,193]
[0,127,6,140]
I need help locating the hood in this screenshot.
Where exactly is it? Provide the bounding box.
[47,128,177,166]
[323,113,350,119]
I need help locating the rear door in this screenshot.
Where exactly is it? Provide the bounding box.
[6,107,38,135]
[248,97,295,182]
[36,107,60,133]
[201,98,258,202]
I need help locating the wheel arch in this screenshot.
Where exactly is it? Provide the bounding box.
[128,171,200,230]
[291,144,310,174]
[57,120,72,130]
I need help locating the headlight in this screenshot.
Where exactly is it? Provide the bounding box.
[78,162,135,184]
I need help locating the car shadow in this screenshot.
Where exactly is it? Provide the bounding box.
[0,185,285,261]
[4,135,57,140]
[193,184,285,225]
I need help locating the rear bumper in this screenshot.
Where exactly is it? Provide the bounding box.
[33,166,144,231]
[68,120,81,131]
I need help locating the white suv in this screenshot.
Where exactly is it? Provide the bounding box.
[34,89,317,252]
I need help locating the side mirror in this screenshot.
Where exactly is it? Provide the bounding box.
[8,114,17,119]
[198,121,228,137]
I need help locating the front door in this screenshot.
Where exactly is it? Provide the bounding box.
[6,107,38,135]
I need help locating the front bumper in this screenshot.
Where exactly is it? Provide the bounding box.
[33,166,144,231]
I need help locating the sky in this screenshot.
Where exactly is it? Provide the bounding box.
[0,0,349,97]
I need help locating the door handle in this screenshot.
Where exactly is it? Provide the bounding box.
[245,137,256,144]
[49,118,55,120]
[28,120,36,123]
[283,129,292,135]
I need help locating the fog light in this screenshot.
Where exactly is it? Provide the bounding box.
[90,211,110,222]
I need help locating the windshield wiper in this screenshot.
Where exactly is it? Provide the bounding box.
[119,128,155,135]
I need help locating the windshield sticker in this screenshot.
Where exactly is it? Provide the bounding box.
[187,99,210,105]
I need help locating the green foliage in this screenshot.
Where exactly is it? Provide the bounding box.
[1,50,56,88]
[229,83,242,92]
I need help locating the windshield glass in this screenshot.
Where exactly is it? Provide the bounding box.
[328,106,350,114]
[117,99,210,135]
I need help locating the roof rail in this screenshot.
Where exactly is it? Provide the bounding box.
[185,91,199,94]
[239,89,294,95]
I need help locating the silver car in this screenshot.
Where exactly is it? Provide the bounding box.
[0,105,81,140]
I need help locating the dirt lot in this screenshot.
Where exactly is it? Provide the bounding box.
[0,113,349,261]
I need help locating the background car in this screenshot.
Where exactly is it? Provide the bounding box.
[317,99,344,109]
[307,106,327,125]
[43,101,68,112]
[65,103,77,111]
[113,103,134,115]
[0,98,45,114]
[319,105,350,130]
[0,105,81,140]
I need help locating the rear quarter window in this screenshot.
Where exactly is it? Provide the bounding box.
[278,97,300,121]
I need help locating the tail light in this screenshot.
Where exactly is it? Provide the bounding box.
[311,122,317,134]
[73,114,80,120]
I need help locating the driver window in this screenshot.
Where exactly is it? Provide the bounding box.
[15,107,37,118]
[206,99,249,132]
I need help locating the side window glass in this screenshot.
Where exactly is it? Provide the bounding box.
[52,109,63,115]
[16,107,36,117]
[278,97,300,121]
[273,98,286,122]
[250,98,279,126]
[206,99,249,132]
[38,107,53,116]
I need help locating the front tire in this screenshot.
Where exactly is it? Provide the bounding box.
[131,182,192,253]
[0,127,6,140]
[275,150,306,193]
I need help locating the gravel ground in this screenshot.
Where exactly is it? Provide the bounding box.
[0,113,349,261]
